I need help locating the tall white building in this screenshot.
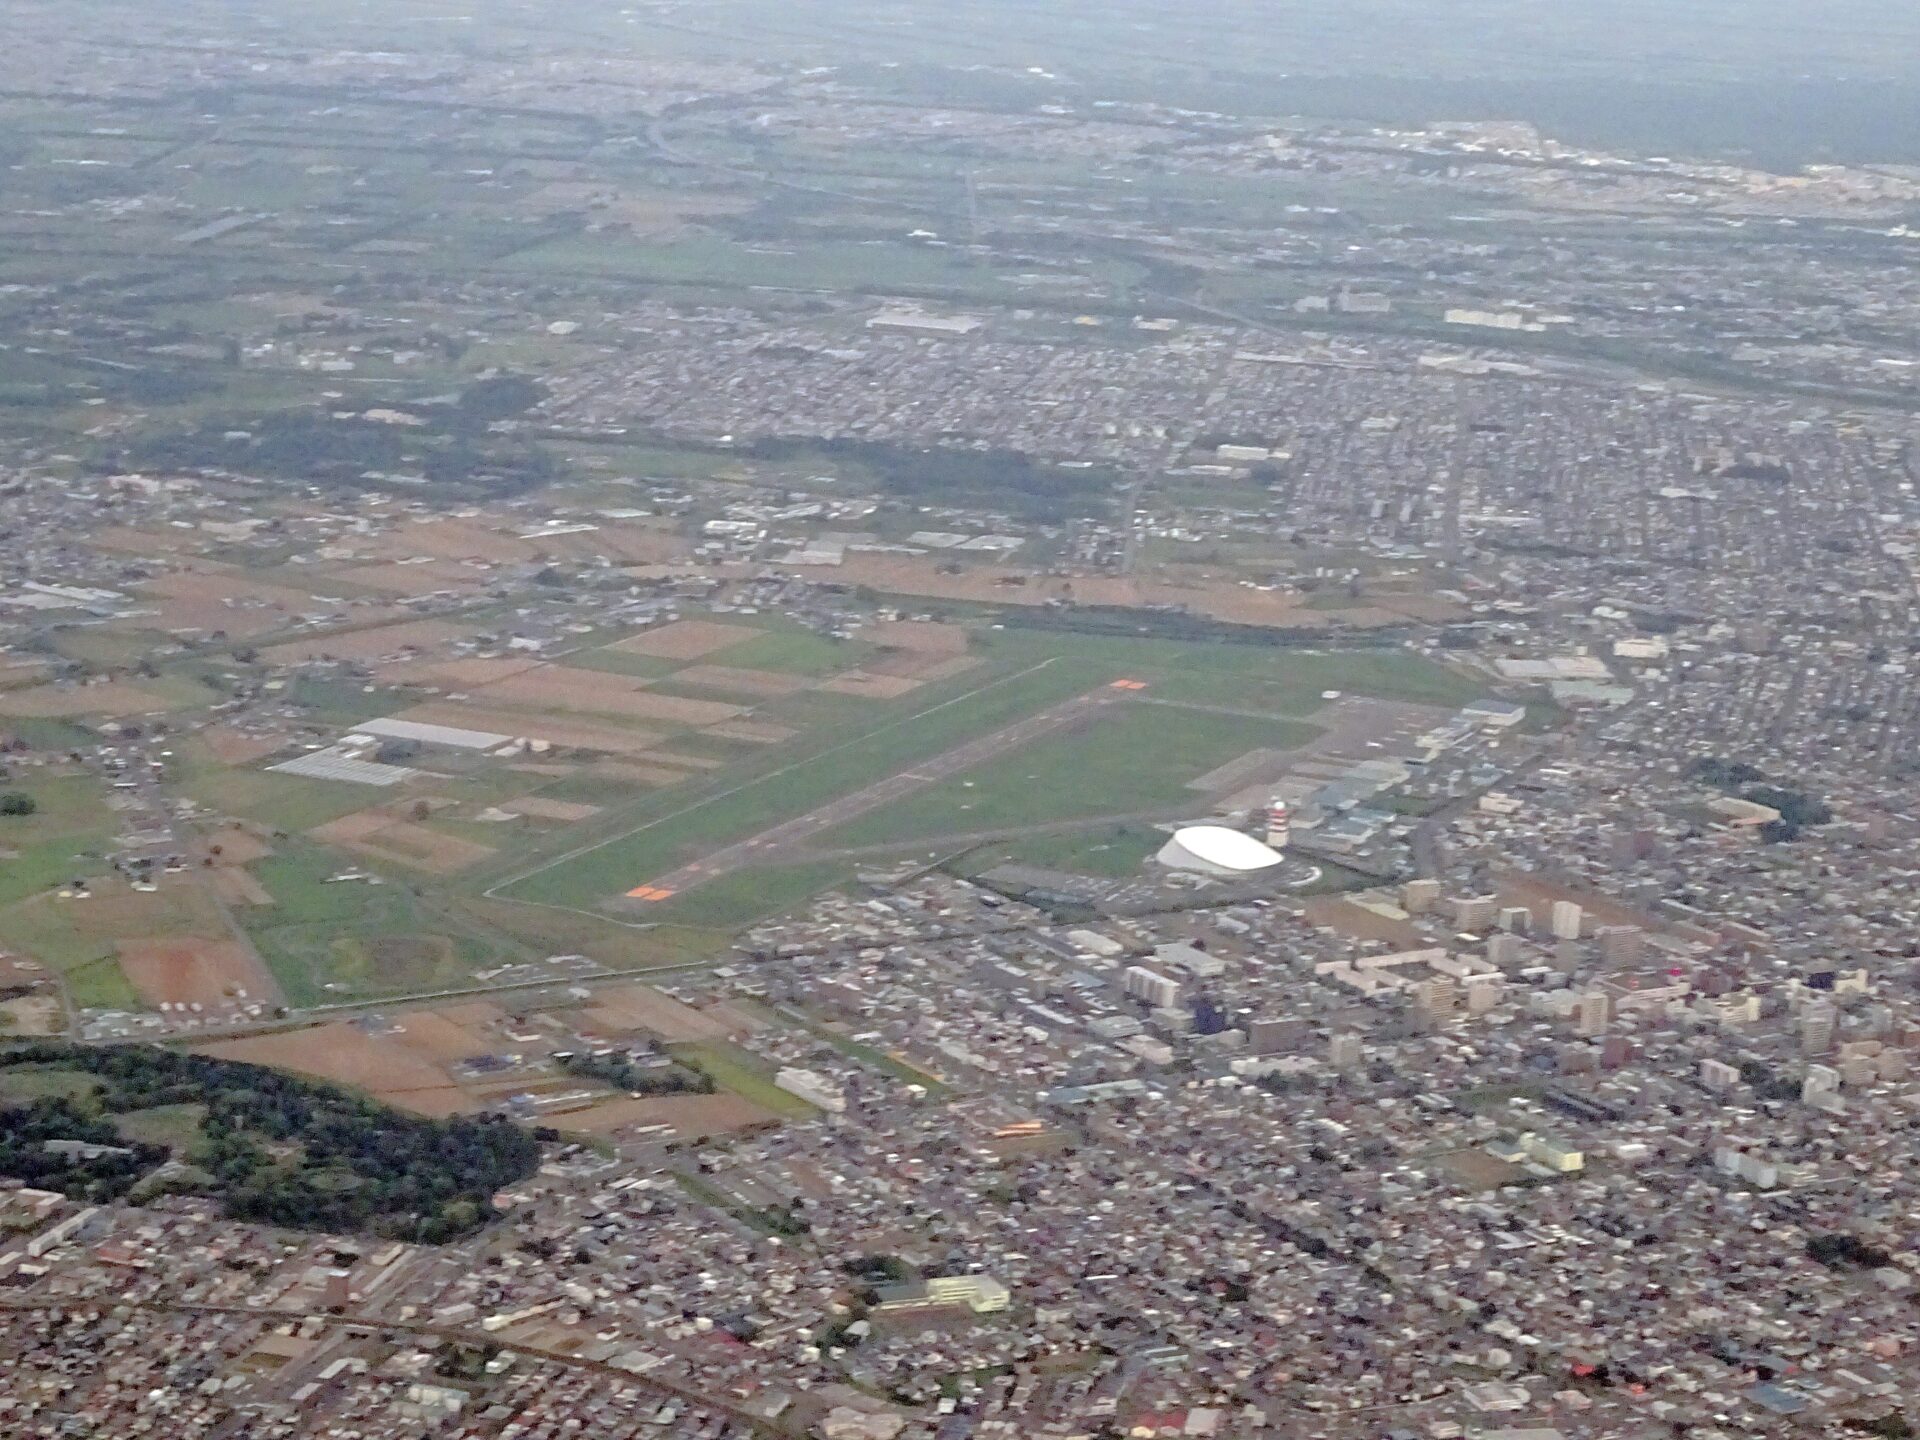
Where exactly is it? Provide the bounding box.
[1123,966,1181,1010]
[1575,992,1611,1037]
[1550,900,1585,941]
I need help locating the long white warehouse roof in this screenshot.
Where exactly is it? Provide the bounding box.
[353,717,516,751]
[268,750,417,787]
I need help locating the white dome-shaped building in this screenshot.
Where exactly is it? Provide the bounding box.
[1155,825,1284,877]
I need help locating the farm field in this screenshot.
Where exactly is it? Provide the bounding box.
[0,880,242,1016]
[177,766,382,835]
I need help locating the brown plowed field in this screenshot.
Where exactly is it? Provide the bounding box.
[610,619,758,659]
[670,664,809,698]
[262,618,466,664]
[118,937,279,1009]
[475,667,742,725]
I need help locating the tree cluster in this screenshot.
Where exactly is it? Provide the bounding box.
[743,436,1115,524]
[0,1095,166,1201]
[1688,758,1831,842]
[556,1051,715,1096]
[0,1044,541,1242]
[1806,1231,1893,1271]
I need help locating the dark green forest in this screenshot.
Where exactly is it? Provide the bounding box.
[0,1043,541,1243]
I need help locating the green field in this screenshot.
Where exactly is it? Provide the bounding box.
[509,233,1041,302]
[711,627,871,676]
[0,717,99,752]
[240,845,522,1007]
[0,774,120,907]
[51,629,161,670]
[0,1067,101,1104]
[283,677,426,726]
[820,702,1319,849]
[967,823,1167,879]
[641,861,856,930]
[563,647,687,681]
[669,1040,820,1119]
[112,1102,210,1154]
[64,955,145,1012]
[177,767,379,835]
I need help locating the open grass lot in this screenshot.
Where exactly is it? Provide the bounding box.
[112,1102,210,1154]
[640,861,856,931]
[0,774,120,908]
[966,823,1168,879]
[178,766,382,835]
[64,955,145,1012]
[51,628,162,670]
[820,702,1319,849]
[713,627,871,676]
[0,717,98,752]
[239,845,522,1007]
[668,1040,820,1120]
[0,1067,101,1104]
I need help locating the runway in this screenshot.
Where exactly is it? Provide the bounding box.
[622,680,1146,906]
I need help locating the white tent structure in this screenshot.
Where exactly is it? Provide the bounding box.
[1155,825,1284,877]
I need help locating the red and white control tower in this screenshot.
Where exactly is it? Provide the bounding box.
[1264,798,1290,850]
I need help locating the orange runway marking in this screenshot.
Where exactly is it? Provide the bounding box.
[1109,678,1149,691]
[625,885,676,901]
